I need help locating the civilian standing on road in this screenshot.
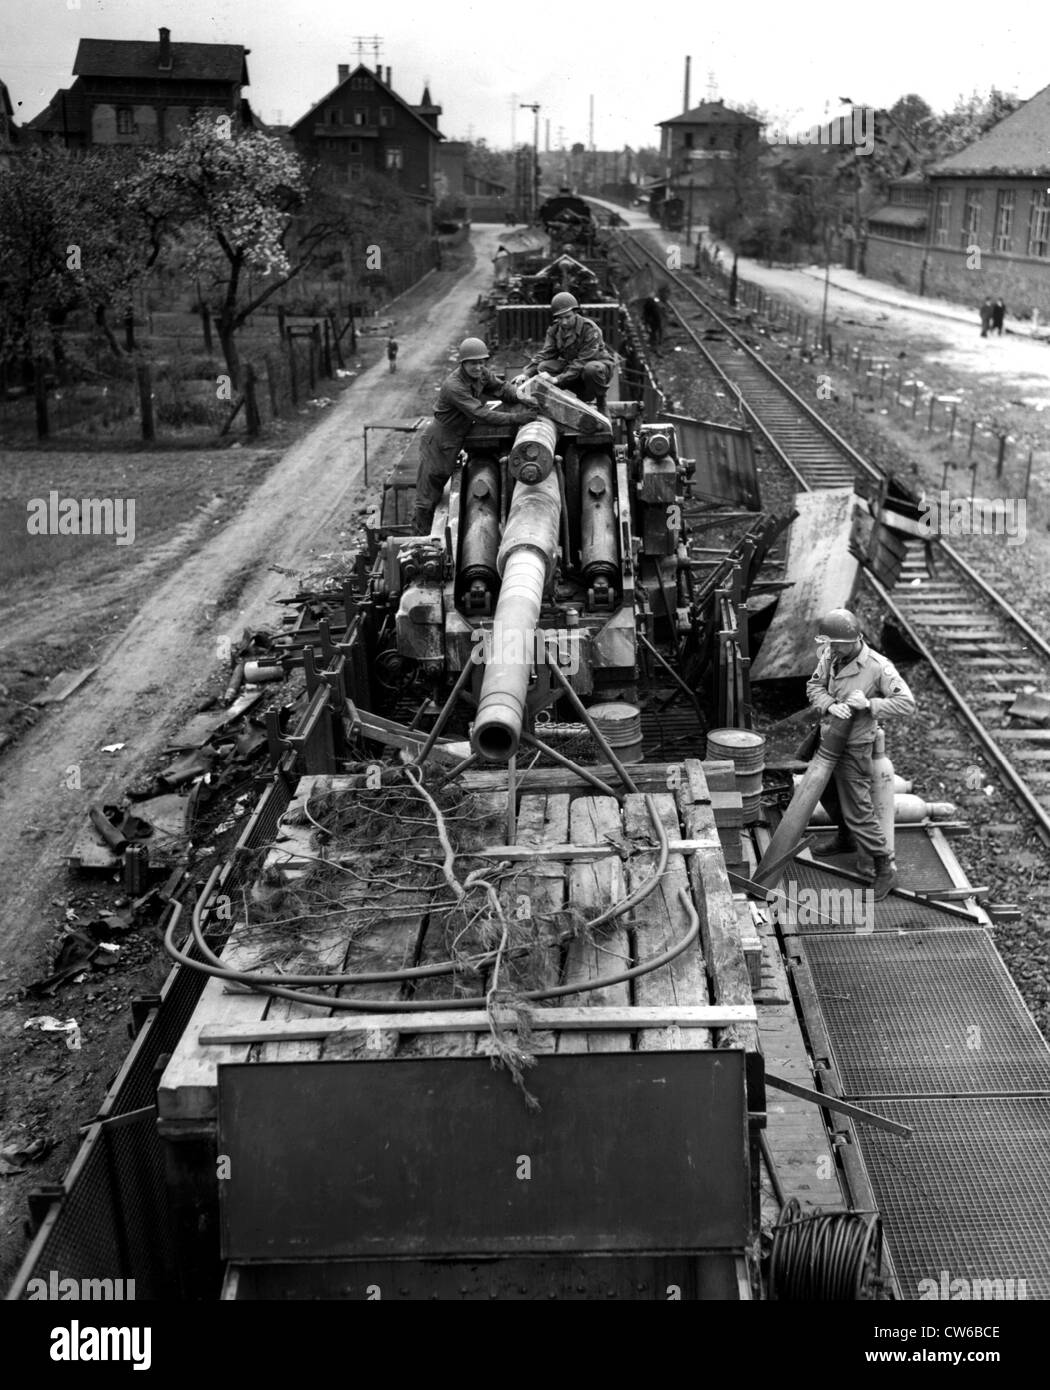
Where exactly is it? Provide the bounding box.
[980,298,993,338]
[387,337,399,373]
[992,298,1006,335]
[410,338,534,536]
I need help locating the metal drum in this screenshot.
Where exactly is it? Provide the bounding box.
[588,702,644,764]
[706,728,766,823]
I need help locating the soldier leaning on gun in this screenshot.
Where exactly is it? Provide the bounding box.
[410,337,535,537]
[511,292,615,409]
[805,609,916,900]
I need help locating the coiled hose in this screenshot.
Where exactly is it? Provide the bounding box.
[769,1198,883,1300]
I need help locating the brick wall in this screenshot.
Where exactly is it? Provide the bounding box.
[865,236,925,294]
[922,247,1050,320]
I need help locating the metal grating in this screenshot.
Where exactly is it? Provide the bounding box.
[854,1098,1050,1301]
[810,826,958,892]
[802,930,1050,1096]
[784,860,977,934]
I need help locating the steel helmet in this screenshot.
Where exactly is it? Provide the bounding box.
[550,291,579,315]
[817,609,861,641]
[458,337,490,362]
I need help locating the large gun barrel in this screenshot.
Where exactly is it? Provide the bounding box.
[471,468,562,763]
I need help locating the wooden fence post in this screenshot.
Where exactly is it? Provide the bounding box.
[288,339,299,406]
[244,362,260,438]
[968,420,976,456]
[996,433,1006,479]
[949,403,957,441]
[308,327,318,392]
[277,306,286,341]
[322,319,333,378]
[263,354,280,418]
[136,360,155,442]
[33,358,49,439]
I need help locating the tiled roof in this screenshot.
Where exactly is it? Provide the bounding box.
[929,84,1050,177]
[23,80,90,134]
[660,100,761,128]
[73,38,248,84]
[867,205,927,229]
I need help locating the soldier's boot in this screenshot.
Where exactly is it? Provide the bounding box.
[828,825,856,855]
[872,854,898,902]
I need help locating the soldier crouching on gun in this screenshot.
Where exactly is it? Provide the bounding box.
[511,292,615,412]
[410,337,537,537]
[805,608,916,900]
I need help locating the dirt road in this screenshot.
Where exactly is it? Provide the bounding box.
[0,226,504,984]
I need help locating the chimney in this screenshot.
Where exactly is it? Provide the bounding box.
[338,64,349,82]
[375,63,382,78]
[158,27,172,71]
[385,66,391,86]
[683,55,690,113]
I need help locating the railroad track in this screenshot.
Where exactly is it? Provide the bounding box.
[615,228,1050,848]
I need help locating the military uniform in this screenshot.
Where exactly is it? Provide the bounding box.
[525,313,615,403]
[411,365,524,535]
[806,641,916,856]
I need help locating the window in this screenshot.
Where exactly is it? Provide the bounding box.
[684,132,693,149]
[934,188,951,246]
[1028,189,1050,258]
[329,108,343,125]
[349,140,361,155]
[379,106,393,127]
[708,134,716,146]
[351,76,370,90]
[961,187,982,249]
[352,108,369,126]
[349,162,364,182]
[994,190,1015,253]
[117,107,134,135]
[385,146,403,170]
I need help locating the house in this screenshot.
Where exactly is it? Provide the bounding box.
[435,141,508,220]
[289,63,443,207]
[0,78,18,166]
[23,27,252,147]
[655,99,763,228]
[865,84,1050,316]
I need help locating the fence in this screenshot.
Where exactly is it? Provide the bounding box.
[691,252,1045,520]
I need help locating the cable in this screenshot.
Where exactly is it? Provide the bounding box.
[770,1198,883,1300]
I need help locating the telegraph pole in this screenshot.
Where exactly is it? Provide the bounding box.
[520,101,540,221]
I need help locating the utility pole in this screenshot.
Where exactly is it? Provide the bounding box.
[520,102,540,221]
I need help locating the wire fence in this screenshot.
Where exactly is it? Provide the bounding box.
[691,249,1046,522]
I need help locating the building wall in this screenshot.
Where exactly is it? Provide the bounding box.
[923,246,1050,318]
[82,78,240,145]
[295,76,436,197]
[865,236,926,294]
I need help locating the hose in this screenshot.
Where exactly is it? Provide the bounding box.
[769,1198,883,1300]
[162,795,686,1011]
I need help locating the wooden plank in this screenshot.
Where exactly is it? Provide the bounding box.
[558,797,631,1053]
[397,789,506,1059]
[750,490,860,681]
[32,665,97,705]
[676,759,758,1053]
[201,1005,758,1044]
[446,837,720,862]
[158,930,271,1124]
[475,793,569,1058]
[624,792,711,1050]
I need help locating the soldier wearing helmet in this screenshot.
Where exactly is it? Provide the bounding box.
[806,608,916,899]
[511,292,616,409]
[410,337,536,537]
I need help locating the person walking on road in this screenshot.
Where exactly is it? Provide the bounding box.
[992,298,1006,335]
[387,337,399,373]
[979,298,993,338]
[806,609,917,900]
[410,338,534,537]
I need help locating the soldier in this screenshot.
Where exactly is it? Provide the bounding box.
[806,608,916,900]
[409,338,534,537]
[512,291,616,409]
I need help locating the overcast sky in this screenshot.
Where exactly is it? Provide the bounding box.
[2,0,1042,149]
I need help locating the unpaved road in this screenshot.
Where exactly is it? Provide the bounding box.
[0,227,504,982]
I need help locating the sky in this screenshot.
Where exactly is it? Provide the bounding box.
[1,0,1044,150]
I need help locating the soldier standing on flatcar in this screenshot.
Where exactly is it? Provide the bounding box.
[512,292,616,410]
[806,608,917,900]
[410,338,535,537]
